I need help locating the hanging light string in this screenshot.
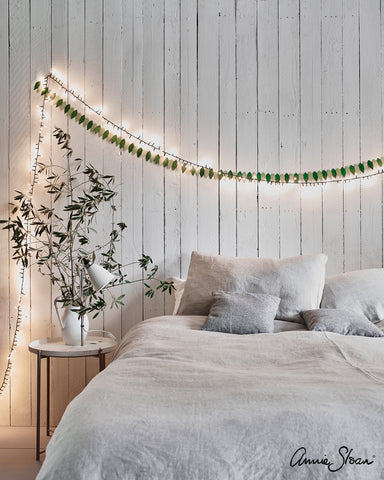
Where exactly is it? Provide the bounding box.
[0,76,48,398]
[33,72,384,186]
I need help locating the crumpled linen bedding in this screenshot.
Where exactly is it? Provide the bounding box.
[37,315,384,480]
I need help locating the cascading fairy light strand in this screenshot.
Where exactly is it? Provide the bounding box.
[33,72,384,186]
[0,76,48,397]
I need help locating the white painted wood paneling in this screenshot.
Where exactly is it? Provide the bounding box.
[321,0,344,275]
[197,0,219,254]
[180,0,198,277]
[300,0,322,257]
[236,0,258,258]
[9,0,32,427]
[0,0,10,426]
[1,0,383,425]
[360,0,383,269]
[257,0,280,258]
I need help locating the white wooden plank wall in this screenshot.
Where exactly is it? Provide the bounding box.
[0,0,383,426]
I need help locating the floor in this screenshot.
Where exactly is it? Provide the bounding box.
[0,427,49,480]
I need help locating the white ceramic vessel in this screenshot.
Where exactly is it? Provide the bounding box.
[54,298,89,346]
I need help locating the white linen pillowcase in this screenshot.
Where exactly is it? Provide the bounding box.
[321,268,384,324]
[169,277,186,315]
[177,251,328,323]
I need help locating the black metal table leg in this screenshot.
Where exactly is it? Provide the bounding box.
[36,351,41,461]
[46,356,50,436]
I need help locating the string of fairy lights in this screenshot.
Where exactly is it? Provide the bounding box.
[32,72,384,186]
[1,71,384,399]
[0,77,48,397]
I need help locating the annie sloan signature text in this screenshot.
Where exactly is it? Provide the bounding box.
[290,446,374,473]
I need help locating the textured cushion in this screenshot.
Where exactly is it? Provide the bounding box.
[321,268,384,324]
[177,251,327,322]
[202,291,280,334]
[273,320,307,333]
[302,309,384,337]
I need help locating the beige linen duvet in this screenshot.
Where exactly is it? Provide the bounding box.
[37,315,384,480]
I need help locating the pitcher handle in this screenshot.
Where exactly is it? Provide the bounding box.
[54,297,65,329]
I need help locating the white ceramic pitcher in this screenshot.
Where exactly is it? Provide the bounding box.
[54,298,89,346]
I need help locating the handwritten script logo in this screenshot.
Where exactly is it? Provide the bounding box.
[290,446,375,473]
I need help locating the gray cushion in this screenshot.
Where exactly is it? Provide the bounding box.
[177,251,327,323]
[321,268,384,324]
[302,309,384,337]
[202,291,280,334]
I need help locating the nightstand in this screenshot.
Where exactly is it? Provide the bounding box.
[28,336,117,461]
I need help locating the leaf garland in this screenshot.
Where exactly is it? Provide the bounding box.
[34,80,384,185]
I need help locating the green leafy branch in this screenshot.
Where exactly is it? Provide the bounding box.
[1,127,174,318]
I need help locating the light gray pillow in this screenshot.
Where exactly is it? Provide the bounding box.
[202,291,280,334]
[302,309,384,337]
[177,251,327,323]
[321,269,384,324]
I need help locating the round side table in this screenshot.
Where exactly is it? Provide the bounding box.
[29,336,117,461]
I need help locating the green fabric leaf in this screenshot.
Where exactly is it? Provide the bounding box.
[358,163,364,173]
[119,139,125,149]
[350,165,356,175]
[294,173,299,182]
[331,168,337,178]
[321,170,327,180]
[79,115,86,124]
[146,151,151,161]
[87,120,93,131]
[154,154,160,164]
[172,160,178,170]
[110,134,117,143]
[218,171,224,180]
[191,167,196,176]
[136,147,143,157]
[209,168,214,179]
[228,170,233,179]
[340,167,346,177]
[237,171,242,178]
[377,158,382,167]
[303,172,308,182]
[128,143,134,152]
[257,172,261,181]
[93,125,101,134]
[285,173,290,183]
[182,164,187,173]
[368,160,374,169]
[64,104,71,114]
[313,171,318,181]
[103,130,109,140]
[70,110,78,119]
[247,172,253,180]
[275,173,280,182]
[34,81,41,90]
[56,99,63,107]
[199,167,205,177]
[41,87,48,96]
[266,173,271,182]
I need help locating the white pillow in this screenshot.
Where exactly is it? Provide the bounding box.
[321,269,384,324]
[169,277,186,315]
[177,252,327,323]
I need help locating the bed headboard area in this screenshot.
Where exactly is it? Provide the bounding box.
[1,0,383,427]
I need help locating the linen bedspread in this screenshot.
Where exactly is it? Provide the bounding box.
[37,315,384,480]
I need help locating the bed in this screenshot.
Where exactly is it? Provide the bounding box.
[36,314,384,480]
